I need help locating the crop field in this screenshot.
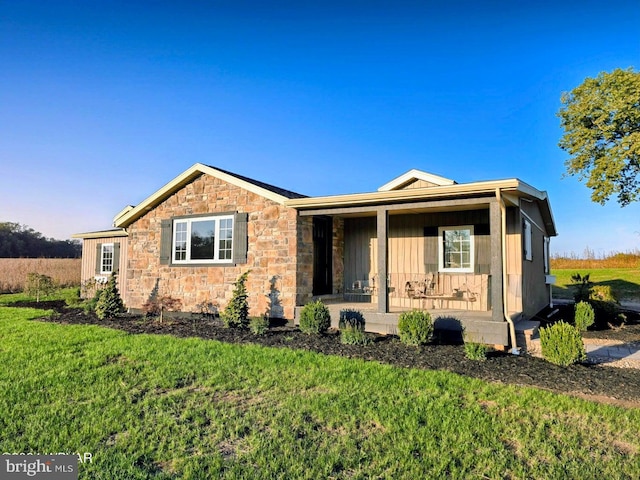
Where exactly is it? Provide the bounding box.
[0,258,81,293]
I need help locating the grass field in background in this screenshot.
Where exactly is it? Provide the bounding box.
[551,268,640,301]
[1,304,640,479]
[0,258,81,293]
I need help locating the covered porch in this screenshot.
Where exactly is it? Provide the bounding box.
[296,195,511,345]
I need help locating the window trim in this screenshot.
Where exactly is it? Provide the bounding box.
[171,214,235,265]
[438,225,474,273]
[100,243,115,274]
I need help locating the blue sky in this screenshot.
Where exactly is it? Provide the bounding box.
[1,0,639,256]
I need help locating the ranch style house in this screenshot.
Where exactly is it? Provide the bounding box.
[74,163,557,349]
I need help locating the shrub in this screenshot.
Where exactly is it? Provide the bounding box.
[570,273,592,303]
[574,301,595,332]
[340,326,372,346]
[397,310,433,346]
[221,271,251,328]
[590,285,617,303]
[25,272,56,302]
[250,316,269,335]
[464,342,490,361]
[339,309,365,330]
[299,300,331,334]
[95,273,125,320]
[539,321,586,366]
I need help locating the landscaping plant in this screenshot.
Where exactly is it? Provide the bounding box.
[299,299,331,334]
[339,309,371,346]
[95,273,125,320]
[222,270,251,328]
[397,310,433,346]
[570,273,593,302]
[25,272,56,302]
[250,316,269,335]
[539,321,586,366]
[464,342,490,361]
[574,301,595,332]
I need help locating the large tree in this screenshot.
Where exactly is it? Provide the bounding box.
[558,68,640,206]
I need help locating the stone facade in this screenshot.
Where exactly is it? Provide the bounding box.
[125,173,307,319]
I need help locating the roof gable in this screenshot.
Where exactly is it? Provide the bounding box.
[114,163,306,228]
[378,169,456,191]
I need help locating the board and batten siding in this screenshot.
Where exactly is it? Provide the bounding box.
[79,236,129,303]
[520,200,551,316]
[343,210,492,311]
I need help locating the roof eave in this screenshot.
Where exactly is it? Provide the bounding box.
[114,163,291,228]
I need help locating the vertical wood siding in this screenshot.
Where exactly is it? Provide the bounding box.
[80,236,128,303]
[344,210,492,312]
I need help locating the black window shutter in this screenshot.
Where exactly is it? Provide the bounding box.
[95,243,102,274]
[113,242,120,274]
[233,212,248,264]
[160,220,172,265]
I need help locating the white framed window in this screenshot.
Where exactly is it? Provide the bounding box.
[100,243,114,274]
[438,226,474,273]
[543,236,550,274]
[523,219,533,261]
[172,215,234,264]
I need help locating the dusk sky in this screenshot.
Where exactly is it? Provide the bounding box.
[1,1,639,256]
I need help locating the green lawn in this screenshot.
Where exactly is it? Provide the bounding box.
[1,305,640,478]
[552,268,640,302]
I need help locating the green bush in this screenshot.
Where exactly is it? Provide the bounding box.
[539,321,586,366]
[570,273,592,303]
[250,316,269,335]
[574,301,595,332]
[590,285,617,303]
[95,273,125,320]
[397,310,433,346]
[340,326,372,346]
[464,342,490,361]
[339,309,365,330]
[222,271,251,328]
[299,300,331,334]
[25,272,56,302]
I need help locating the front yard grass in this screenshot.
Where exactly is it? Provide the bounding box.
[1,305,640,479]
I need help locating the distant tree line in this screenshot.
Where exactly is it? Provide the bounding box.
[0,222,81,258]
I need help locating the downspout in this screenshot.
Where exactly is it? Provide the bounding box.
[496,188,520,354]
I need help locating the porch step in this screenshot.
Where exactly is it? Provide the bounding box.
[515,320,540,355]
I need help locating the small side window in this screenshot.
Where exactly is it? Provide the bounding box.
[523,220,532,262]
[101,243,114,274]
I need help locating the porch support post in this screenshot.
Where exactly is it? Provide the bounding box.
[376,208,389,314]
[489,200,504,322]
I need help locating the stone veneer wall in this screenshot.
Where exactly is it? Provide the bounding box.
[125,173,305,319]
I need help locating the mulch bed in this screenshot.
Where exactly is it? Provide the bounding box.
[12,300,640,407]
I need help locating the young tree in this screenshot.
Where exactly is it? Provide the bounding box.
[558,68,640,206]
[95,273,125,320]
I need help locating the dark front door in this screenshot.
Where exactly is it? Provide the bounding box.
[312,216,332,295]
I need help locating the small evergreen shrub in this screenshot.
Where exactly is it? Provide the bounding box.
[339,309,365,330]
[464,342,490,361]
[574,301,595,332]
[222,271,251,328]
[397,310,433,346]
[570,273,592,303]
[95,273,125,320]
[250,316,269,335]
[539,321,586,366]
[299,300,331,334]
[590,285,617,303]
[340,326,372,346]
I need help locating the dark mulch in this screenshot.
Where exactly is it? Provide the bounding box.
[12,300,640,407]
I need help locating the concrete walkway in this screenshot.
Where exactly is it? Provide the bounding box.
[584,340,640,368]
